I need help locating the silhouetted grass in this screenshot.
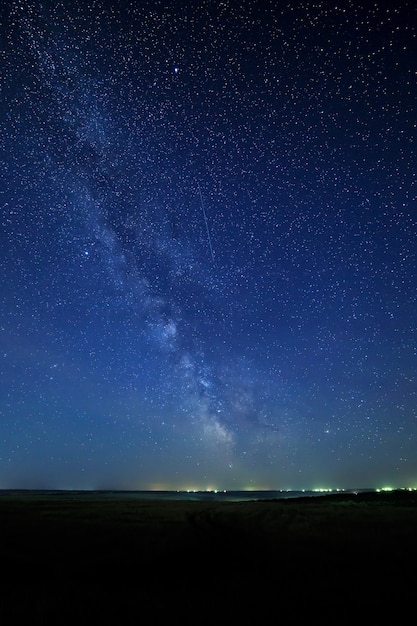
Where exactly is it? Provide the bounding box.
[1,490,416,624]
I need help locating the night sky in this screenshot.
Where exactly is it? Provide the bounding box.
[1,0,416,491]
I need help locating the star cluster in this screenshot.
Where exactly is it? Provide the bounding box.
[1,0,416,490]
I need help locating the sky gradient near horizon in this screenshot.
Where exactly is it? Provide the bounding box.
[1,0,416,490]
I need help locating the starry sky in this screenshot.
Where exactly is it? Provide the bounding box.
[1,0,416,491]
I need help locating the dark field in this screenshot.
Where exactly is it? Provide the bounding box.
[1,489,416,624]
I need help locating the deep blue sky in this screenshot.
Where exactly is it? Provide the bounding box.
[1,0,416,490]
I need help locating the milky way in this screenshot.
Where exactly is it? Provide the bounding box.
[1,0,416,489]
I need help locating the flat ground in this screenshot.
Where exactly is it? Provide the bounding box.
[1,489,416,624]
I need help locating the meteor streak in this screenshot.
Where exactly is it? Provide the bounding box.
[197,181,214,262]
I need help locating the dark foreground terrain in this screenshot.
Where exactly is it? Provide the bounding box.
[1,489,416,624]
